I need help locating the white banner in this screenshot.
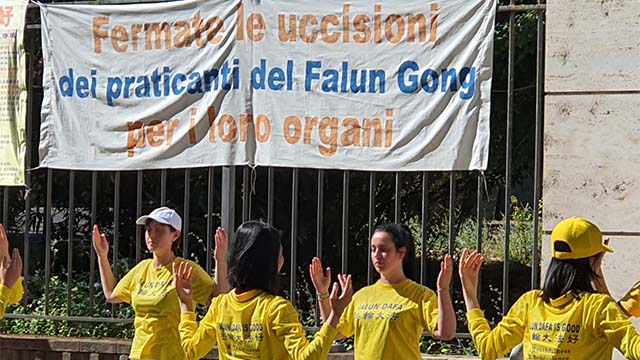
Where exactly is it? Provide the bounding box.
[0,0,28,185]
[40,0,494,171]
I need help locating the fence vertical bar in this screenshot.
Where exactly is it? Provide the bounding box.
[420,172,429,285]
[221,166,235,245]
[267,168,274,225]
[23,178,31,309]
[532,7,545,290]
[242,166,249,222]
[503,10,515,314]
[341,171,349,274]
[44,168,52,315]
[160,169,167,206]
[113,172,120,278]
[368,172,376,285]
[89,171,97,314]
[112,171,121,315]
[477,173,484,300]
[136,171,142,263]
[290,168,298,306]
[394,172,401,223]
[2,187,8,228]
[316,170,324,259]
[23,51,33,306]
[477,174,483,253]
[183,169,190,257]
[448,172,456,255]
[315,169,324,325]
[67,170,75,316]
[206,167,214,273]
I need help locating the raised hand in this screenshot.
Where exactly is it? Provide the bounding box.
[173,261,194,310]
[0,248,22,289]
[330,273,353,315]
[436,254,453,291]
[309,257,331,295]
[92,225,110,259]
[458,248,483,296]
[214,227,228,263]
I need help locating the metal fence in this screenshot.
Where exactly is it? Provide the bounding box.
[1,0,546,339]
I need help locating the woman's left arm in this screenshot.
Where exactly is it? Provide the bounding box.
[213,227,230,296]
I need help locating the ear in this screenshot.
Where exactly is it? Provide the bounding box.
[398,246,407,260]
[172,230,182,241]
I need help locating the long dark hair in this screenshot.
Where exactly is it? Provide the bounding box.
[228,221,281,295]
[541,243,599,302]
[374,223,416,280]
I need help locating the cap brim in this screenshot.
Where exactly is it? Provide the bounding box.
[136,215,171,226]
[602,243,614,253]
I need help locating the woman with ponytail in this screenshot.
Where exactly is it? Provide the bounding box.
[309,223,456,359]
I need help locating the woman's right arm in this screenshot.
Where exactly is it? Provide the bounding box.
[93,225,122,304]
[460,248,526,359]
[597,296,640,360]
[174,262,218,360]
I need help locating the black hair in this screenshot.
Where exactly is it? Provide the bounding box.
[541,241,600,302]
[374,223,416,280]
[228,221,281,295]
[144,218,180,253]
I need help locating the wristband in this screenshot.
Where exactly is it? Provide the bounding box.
[317,291,330,300]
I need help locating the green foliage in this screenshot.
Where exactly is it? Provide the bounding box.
[0,259,136,338]
[455,196,542,265]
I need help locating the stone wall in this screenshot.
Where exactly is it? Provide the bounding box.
[0,334,495,360]
[544,1,640,359]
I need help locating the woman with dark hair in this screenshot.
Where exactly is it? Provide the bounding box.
[175,220,353,360]
[309,223,456,359]
[93,207,230,360]
[460,217,640,360]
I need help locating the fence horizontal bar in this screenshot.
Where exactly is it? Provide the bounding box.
[3,314,134,324]
[497,4,546,12]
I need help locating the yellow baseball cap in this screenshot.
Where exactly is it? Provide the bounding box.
[551,217,613,259]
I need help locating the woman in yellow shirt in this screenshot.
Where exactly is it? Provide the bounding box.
[93,207,230,360]
[174,220,353,360]
[0,223,23,319]
[309,223,457,359]
[460,217,640,360]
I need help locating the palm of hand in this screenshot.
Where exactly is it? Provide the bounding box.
[313,272,330,291]
[437,255,453,289]
[176,279,192,300]
[459,266,480,293]
[97,240,108,256]
[92,226,109,257]
[214,228,228,262]
[309,258,331,293]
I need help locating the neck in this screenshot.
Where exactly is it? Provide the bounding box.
[152,251,176,268]
[379,268,407,284]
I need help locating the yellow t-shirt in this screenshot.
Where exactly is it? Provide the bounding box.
[0,277,24,319]
[179,288,338,360]
[619,281,640,317]
[113,258,215,360]
[467,290,640,360]
[337,279,439,360]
